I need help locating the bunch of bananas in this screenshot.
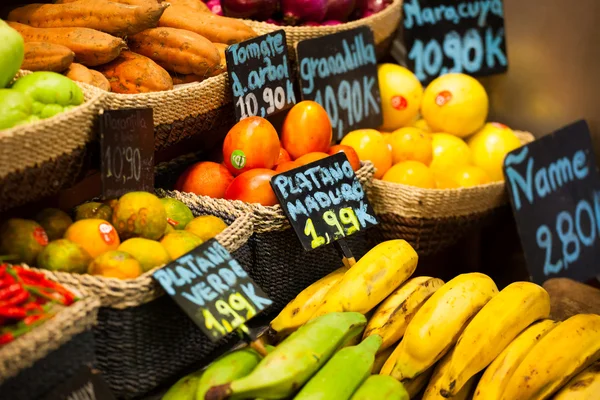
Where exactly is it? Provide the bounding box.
[163,239,600,400]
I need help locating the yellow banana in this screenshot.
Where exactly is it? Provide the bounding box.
[312,240,418,318]
[473,319,558,400]
[364,276,445,351]
[502,313,600,400]
[402,367,434,398]
[439,282,551,397]
[372,345,395,374]
[554,360,600,400]
[391,273,498,381]
[270,266,348,336]
[380,340,402,376]
[422,349,479,400]
[380,341,433,397]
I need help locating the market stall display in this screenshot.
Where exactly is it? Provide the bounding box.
[0,1,598,399]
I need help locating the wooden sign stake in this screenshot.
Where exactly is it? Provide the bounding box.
[334,240,357,267]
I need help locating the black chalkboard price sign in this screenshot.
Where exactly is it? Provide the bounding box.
[99,108,154,200]
[153,239,273,342]
[504,120,600,284]
[225,30,296,121]
[271,153,378,252]
[296,27,383,141]
[399,0,508,84]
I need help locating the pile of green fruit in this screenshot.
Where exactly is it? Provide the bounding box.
[0,20,84,130]
[164,312,407,400]
[0,192,228,279]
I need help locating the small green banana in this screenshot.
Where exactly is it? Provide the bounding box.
[350,375,409,400]
[163,370,204,400]
[205,312,367,400]
[196,347,264,400]
[294,335,383,400]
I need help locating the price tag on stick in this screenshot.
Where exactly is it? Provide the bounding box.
[153,239,273,343]
[296,27,383,141]
[271,153,378,263]
[226,30,296,122]
[399,0,508,84]
[99,108,154,200]
[504,120,600,284]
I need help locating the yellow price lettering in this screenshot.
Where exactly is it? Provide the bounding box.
[216,299,245,331]
[202,308,226,336]
[340,207,360,235]
[229,293,257,320]
[304,217,326,249]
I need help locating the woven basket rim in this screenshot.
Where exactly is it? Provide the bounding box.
[102,73,226,101]
[245,0,402,41]
[0,294,99,383]
[369,131,535,218]
[31,212,254,309]
[159,161,376,233]
[0,76,104,141]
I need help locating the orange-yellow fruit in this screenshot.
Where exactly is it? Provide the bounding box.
[64,219,120,258]
[412,118,432,133]
[328,144,361,171]
[467,122,522,181]
[382,161,436,188]
[223,116,280,175]
[435,165,492,189]
[224,168,278,206]
[341,129,392,179]
[281,101,332,159]
[275,160,302,173]
[378,64,423,131]
[185,215,228,241]
[176,161,234,199]
[295,152,329,166]
[160,231,203,259]
[276,148,292,164]
[388,127,433,165]
[430,133,472,172]
[88,250,142,279]
[421,73,489,137]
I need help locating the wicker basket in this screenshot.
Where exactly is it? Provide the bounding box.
[102,74,236,152]
[367,131,535,256]
[245,0,403,58]
[0,295,99,400]
[0,74,105,212]
[158,162,376,314]
[31,212,253,399]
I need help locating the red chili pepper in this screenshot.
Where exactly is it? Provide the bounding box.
[14,267,45,281]
[0,275,16,289]
[23,314,44,325]
[24,302,43,312]
[0,289,29,308]
[0,265,6,277]
[0,284,23,301]
[0,332,13,345]
[0,307,26,319]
